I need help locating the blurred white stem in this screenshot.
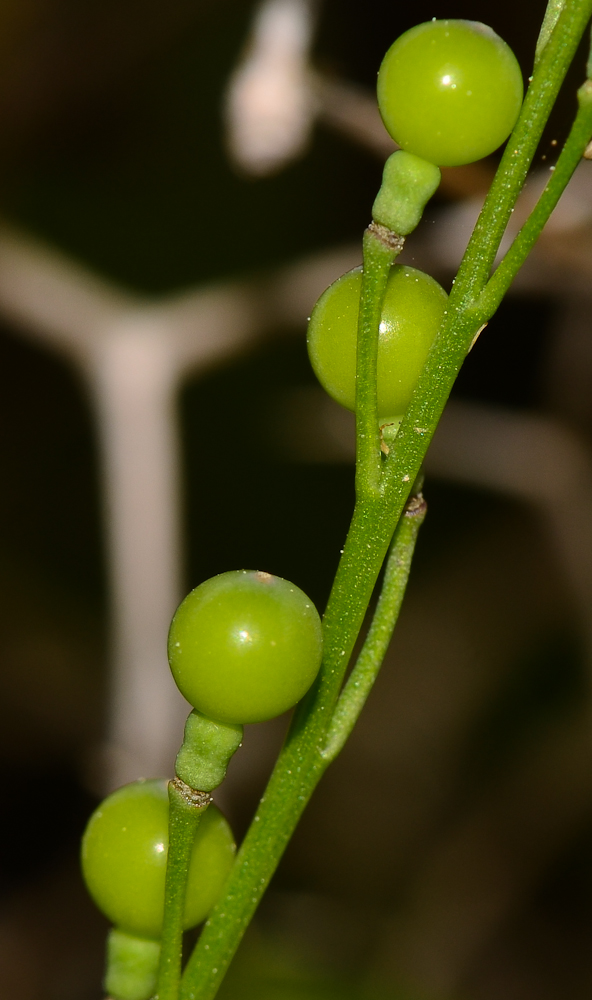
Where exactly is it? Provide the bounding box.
[0,223,359,789]
[225,0,316,175]
[92,327,188,788]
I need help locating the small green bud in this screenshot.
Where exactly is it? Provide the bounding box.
[105,928,160,1000]
[372,150,441,235]
[175,710,243,791]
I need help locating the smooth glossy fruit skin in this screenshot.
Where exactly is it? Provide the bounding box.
[81,779,235,939]
[168,570,323,725]
[307,264,448,421]
[377,20,523,166]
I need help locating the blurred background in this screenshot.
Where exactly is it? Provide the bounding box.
[3,0,592,997]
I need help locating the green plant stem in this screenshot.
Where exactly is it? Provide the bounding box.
[449,0,592,308]
[321,491,427,765]
[181,492,422,1000]
[536,0,567,63]
[157,782,210,1000]
[355,224,404,499]
[180,5,592,999]
[479,79,592,318]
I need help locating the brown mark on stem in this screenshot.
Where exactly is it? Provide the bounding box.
[170,777,212,808]
[367,221,406,252]
[404,493,427,518]
[379,420,400,455]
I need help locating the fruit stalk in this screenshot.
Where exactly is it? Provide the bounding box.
[449,0,592,309]
[321,488,427,764]
[355,223,404,499]
[156,781,212,1000]
[479,76,592,318]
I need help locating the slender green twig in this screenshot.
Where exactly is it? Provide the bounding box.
[321,491,426,765]
[355,224,404,499]
[536,0,567,64]
[479,90,592,318]
[179,5,592,999]
[157,782,210,1000]
[447,0,592,310]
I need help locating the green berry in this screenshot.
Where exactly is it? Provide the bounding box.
[307,264,448,421]
[377,19,523,166]
[81,779,235,939]
[168,570,323,725]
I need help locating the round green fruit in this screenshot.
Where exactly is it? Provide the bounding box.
[377,19,523,166]
[168,570,323,725]
[81,779,235,939]
[307,264,448,420]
